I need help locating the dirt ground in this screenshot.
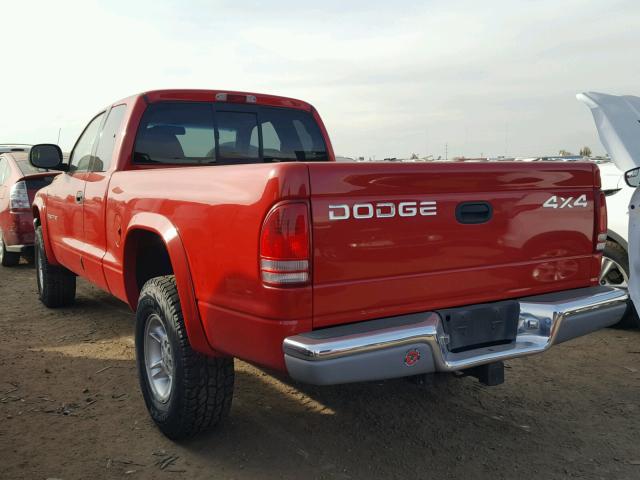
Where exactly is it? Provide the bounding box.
[1,263,639,480]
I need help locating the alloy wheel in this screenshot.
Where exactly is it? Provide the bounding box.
[144,313,175,403]
[600,256,629,289]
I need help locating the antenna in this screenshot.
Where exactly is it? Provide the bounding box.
[504,123,509,157]
[57,128,61,144]
[425,128,428,159]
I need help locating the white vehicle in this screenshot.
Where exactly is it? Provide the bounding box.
[578,91,640,328]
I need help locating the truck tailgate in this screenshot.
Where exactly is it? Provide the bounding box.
[308,162,600,327]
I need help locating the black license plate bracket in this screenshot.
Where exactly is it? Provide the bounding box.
[438,300,520,353]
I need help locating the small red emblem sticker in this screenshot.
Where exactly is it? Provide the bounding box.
[404,349,421,366]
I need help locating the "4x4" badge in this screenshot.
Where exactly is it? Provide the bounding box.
[543,194,588,209]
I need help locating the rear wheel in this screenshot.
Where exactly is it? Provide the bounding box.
[136,275,234,440]
[0,232,20,267]
[600,240,639,328]
[35,225,76,307]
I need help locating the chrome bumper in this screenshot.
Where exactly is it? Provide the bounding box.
[283,286,628,385]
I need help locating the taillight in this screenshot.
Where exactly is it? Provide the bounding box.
[9,181,30,211]
[595,190,607,252]
[260,202,310,286]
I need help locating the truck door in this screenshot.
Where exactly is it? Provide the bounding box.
[82,104,127,291]
[45,112,105,275]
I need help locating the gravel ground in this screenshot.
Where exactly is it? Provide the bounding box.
[1,262,639,480]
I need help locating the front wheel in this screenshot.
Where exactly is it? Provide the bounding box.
[136,275,234,440]
[35,225,76,307]
[600,240,639,328]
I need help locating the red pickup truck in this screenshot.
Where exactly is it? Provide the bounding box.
[29,89,628,439]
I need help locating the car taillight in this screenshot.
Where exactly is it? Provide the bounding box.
[260,202,310,286]
[9,181,30,211]
[595,190,607,252]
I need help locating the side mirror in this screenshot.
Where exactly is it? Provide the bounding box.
[625,167,640,188]
[29,144,66,171]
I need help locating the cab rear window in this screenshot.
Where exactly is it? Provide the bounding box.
[133,102,328,165]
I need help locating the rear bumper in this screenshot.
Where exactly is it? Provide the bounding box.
[5,244,32,253]
[3,211,35,246]
[283,286,628,385]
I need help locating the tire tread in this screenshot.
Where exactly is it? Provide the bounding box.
[604,240,639,329]
[35,226,76,308]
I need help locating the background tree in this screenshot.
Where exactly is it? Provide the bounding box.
[559,149,573,157]
[579,146,592,157]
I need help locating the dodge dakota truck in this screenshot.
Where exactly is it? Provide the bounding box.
[29,89,628,440]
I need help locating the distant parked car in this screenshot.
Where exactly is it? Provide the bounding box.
[0,149,59,266]
[597,161,638,327]
[0,144,32,154]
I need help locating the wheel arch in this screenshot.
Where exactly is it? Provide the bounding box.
[123,212,218,356]
[607,229,628,253]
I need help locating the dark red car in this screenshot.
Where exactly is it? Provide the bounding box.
[0,148,59,266]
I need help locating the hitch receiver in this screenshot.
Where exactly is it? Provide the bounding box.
[465,361,505,386]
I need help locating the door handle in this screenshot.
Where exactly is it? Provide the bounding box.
[75,191,84,203]
[456,201,492,224]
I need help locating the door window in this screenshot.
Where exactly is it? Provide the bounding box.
[93,105,126,172]
[69,113,105,173]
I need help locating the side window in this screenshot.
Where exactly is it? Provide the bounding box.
[93,105,126,172]
[69,113,105,173]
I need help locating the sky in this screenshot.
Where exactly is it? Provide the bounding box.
[1,0,639,159]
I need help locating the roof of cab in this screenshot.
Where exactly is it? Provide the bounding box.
[112,89,314,112]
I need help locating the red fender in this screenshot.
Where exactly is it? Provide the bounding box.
[124,212,220,356]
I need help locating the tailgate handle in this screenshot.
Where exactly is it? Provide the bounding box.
[456,202,492,224]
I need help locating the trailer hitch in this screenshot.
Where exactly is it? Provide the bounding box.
[464,361,505,386]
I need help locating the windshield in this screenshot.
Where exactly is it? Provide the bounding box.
[133,102,328,165]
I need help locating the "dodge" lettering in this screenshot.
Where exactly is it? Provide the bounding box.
[328,201,437,220]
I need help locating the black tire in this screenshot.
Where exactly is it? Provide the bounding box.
[135,275,234,440]
[35,225,76,307]
[0,232,20,267]
[602,240,639,328]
